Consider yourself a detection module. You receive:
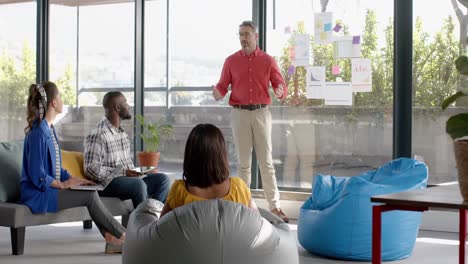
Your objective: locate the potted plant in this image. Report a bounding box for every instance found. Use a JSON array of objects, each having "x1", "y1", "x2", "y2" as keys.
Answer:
[
  {"x1": 441, "y1": 55, "x2": 468, "y2": 200},
  {"x1": 135, "y1": 114, "x2": 174, "y2": 169}
]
